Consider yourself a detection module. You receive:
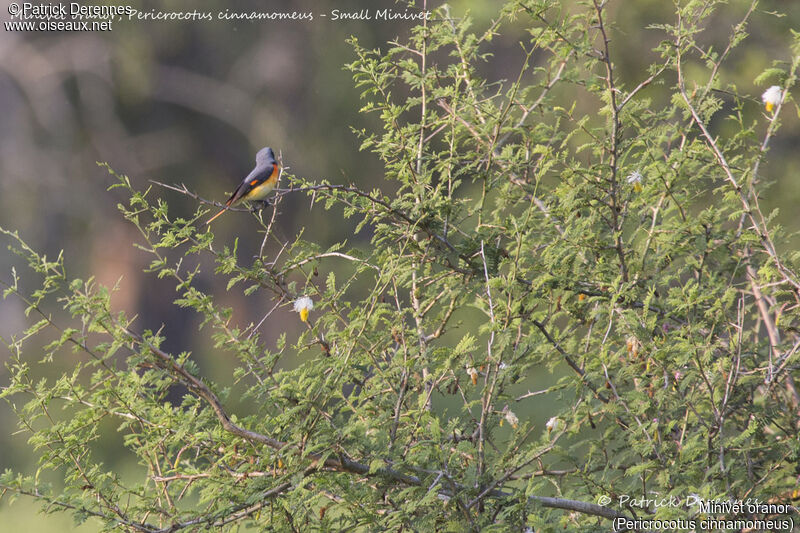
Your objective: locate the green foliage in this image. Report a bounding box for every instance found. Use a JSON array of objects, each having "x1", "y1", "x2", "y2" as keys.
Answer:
[{"x1": 2, "y1": 1, "x2": 800, "y2": 531}]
